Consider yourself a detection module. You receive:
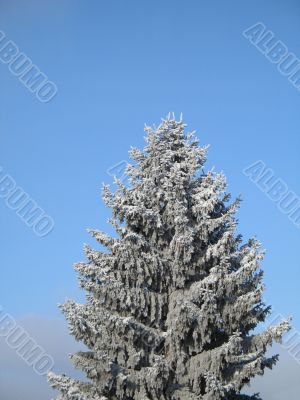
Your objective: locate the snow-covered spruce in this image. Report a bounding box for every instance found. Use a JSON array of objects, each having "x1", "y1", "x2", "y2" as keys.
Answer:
[{"x1": 49, "y1": 116, "x2": 290, "y2": 400}]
